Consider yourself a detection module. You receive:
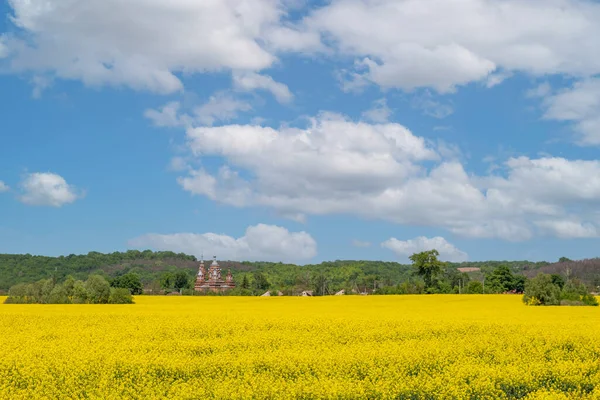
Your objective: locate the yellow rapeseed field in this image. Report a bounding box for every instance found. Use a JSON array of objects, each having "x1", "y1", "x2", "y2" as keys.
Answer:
[{"x1": 1, "y1": 295, "x2": 599, "y2": 399}]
